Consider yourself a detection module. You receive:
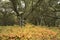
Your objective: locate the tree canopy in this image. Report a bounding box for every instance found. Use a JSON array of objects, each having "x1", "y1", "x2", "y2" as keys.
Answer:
[{"x1": 0, "y1": 0, "x2": 60, "y2": 26}]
